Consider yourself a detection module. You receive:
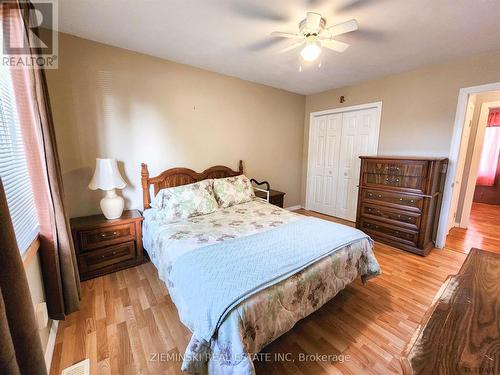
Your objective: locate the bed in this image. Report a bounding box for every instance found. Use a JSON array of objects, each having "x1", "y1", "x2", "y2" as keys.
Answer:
[{"x1": 140, "y1": 160, "x2": 381, "y2": 374}]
